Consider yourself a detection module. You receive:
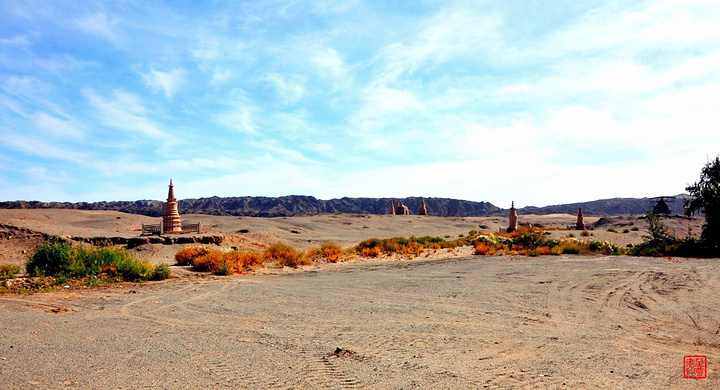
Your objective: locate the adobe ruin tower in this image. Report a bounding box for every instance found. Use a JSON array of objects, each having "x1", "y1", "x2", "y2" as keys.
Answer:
[
  {"x1": 418, "y1": 198, "x2": 428, "y2": 216},
  {"x1": 388, "y1": 200, "x2": 396, "y2": 215},
  {"x1": 576, "y1": 206, "x2": 586, "y2": 230},
  {"x1": 507, "y1": 201, "x2": 518, "y2": 233},
  {"x1": 163, "y1": 179, "x2": 182, "y2": 233}
]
